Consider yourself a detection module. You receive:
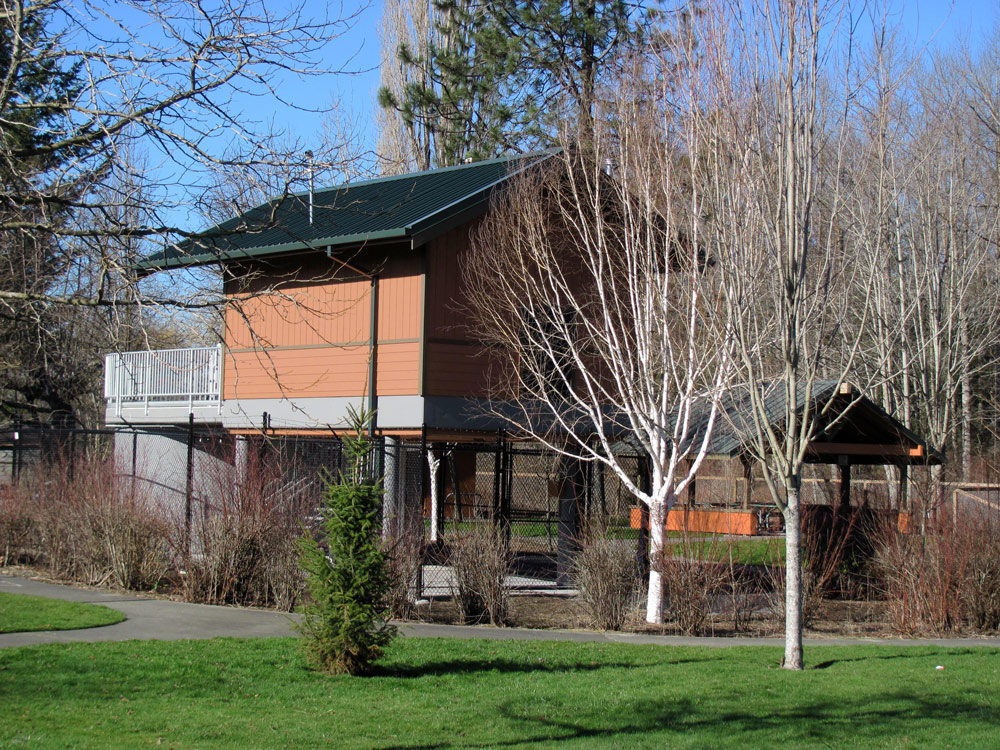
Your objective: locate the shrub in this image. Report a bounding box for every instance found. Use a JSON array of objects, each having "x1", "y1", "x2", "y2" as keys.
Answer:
[
  {"x1": 178, "y1": 443, "x2": 315, "y2": 610},
  {"x1": 766, "y1": 504, "x2": 867, "y2": 629},
  {"x1": 91, "y1": 494, "x2": 171, "y2": 590},
  {"x1": 449, "y1": 523, "x2": 511, "y2": 626},
  {"x1": 873, "y1": 506, "x2": 1000, "y2": 635},
  {"x1": 296, "y1": 409, "x2": 395, "y2": 675},
  {"x1": 963, "y1": 520, "x2": 1000, "y2": 631},
  {"x1": 0, "y1": 490, "x2": 35, "y2": 565},
  {"x1": 384, "y1": 528, "x2": 425, "y2": 621},
  {"x1": 10, "y1": 451, "x2": 169, "y2": 589},
  {"x1": 660, "y1": 552, "x2": 723, "y2": 636},
  {"x1": 574, "y1": 522, "x2": 638, "y2": 631},
  {"x1": 723, "y1": 554, "x2": 763, "y2": 634}
]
